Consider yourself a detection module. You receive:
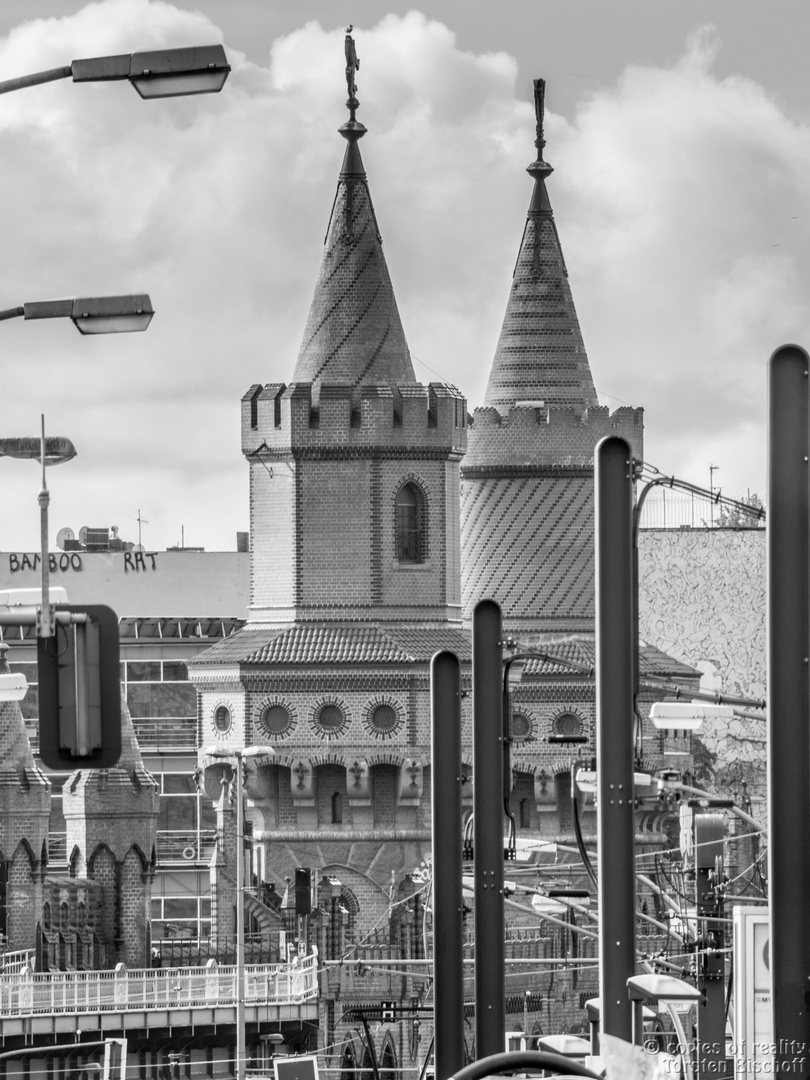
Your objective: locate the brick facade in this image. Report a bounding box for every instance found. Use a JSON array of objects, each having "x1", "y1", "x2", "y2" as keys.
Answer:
[{"x1": 63, "y1": 694, "x2": 158, "y2": 968}]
